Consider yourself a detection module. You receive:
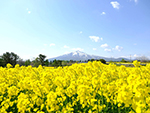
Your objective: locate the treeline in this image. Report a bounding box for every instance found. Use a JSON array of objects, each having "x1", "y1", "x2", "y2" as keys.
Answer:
[
  {"x1": 0, "y1": 52, "x2": 63, "y2": 67},
  {"x1": 0, "y1": 52, "x2": 49, "y2": 67},
  {"x1": 0, "y1": 52, "x2": 107, "y2": 67}
]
